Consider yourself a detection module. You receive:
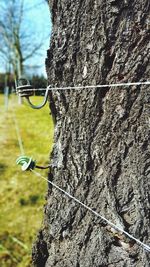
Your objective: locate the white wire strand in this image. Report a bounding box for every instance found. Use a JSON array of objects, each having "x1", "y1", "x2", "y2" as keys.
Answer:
[
  {"x1": 31, "y1": 169, "x2": 150, "y2": 253},
  {"x1": 17, "y1": 81, "x2": 150, "y2": 92}
]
